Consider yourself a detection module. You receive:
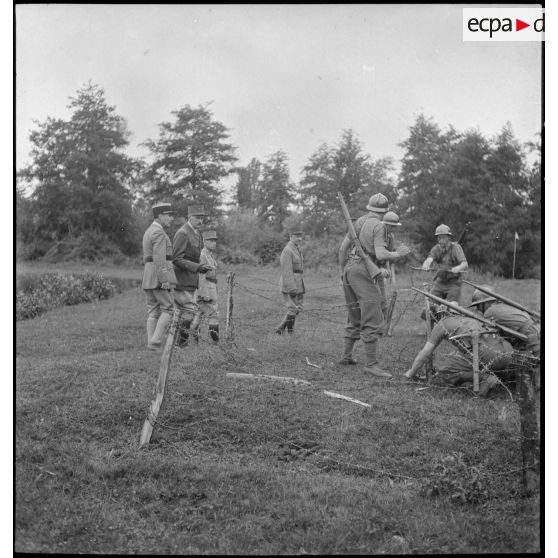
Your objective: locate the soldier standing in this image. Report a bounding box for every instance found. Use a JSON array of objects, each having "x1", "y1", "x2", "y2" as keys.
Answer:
[
  {"x1": 379, "y1": 210, "x2": 402, "y2": 317},
  {"x1": 195, "y1": 230, "x2": 220, "y2": 343},
  {"x1": 172, "y1": 205, "x2": 212, "y2": 347},
  {"x1": 421, "y1": 224, "x2": 468, "y2": 303},
  {"x1": 142, "y1": 203, "x2": 177, "y2": 350},
  {"x1": 275, "y1": 230, "x2": 305, "y2": 335},
  {"x1": 338, "y1": 194, "x2": 410, "y2": 376},
  {"x1": 404, "y1": 307, "x2": 514, "y2": 396}
]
